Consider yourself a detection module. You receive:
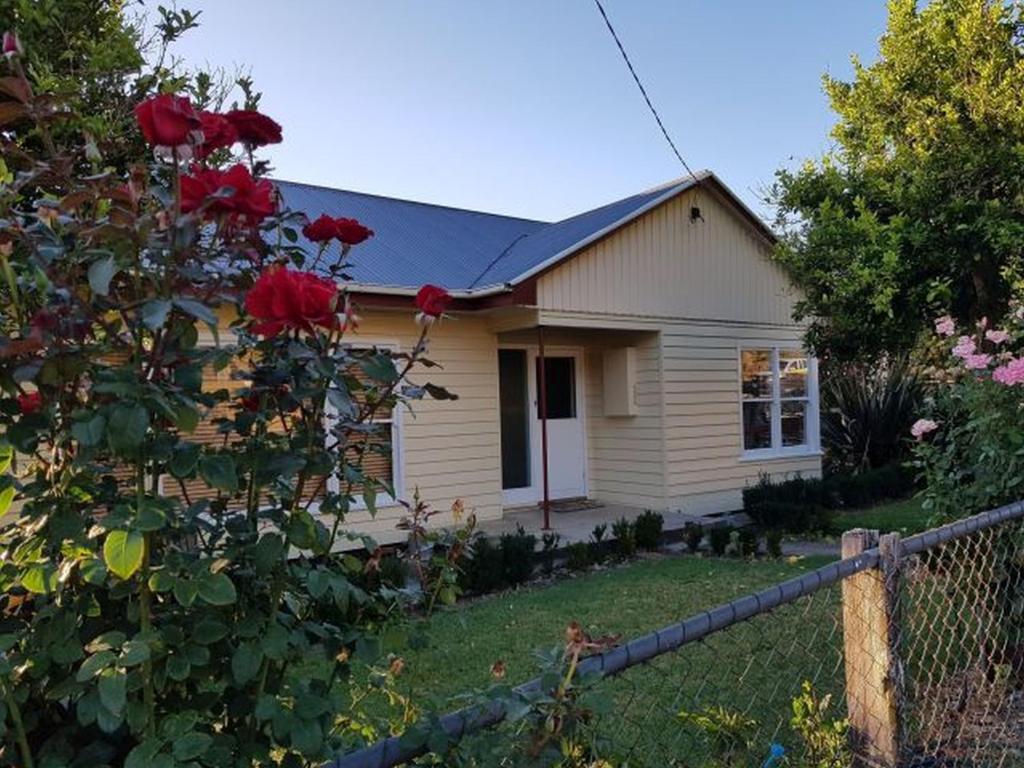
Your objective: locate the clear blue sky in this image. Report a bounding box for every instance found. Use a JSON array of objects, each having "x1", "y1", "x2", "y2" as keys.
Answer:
[{"x1": 166, "y1": 1, "x2": 888, "y2": 222}]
